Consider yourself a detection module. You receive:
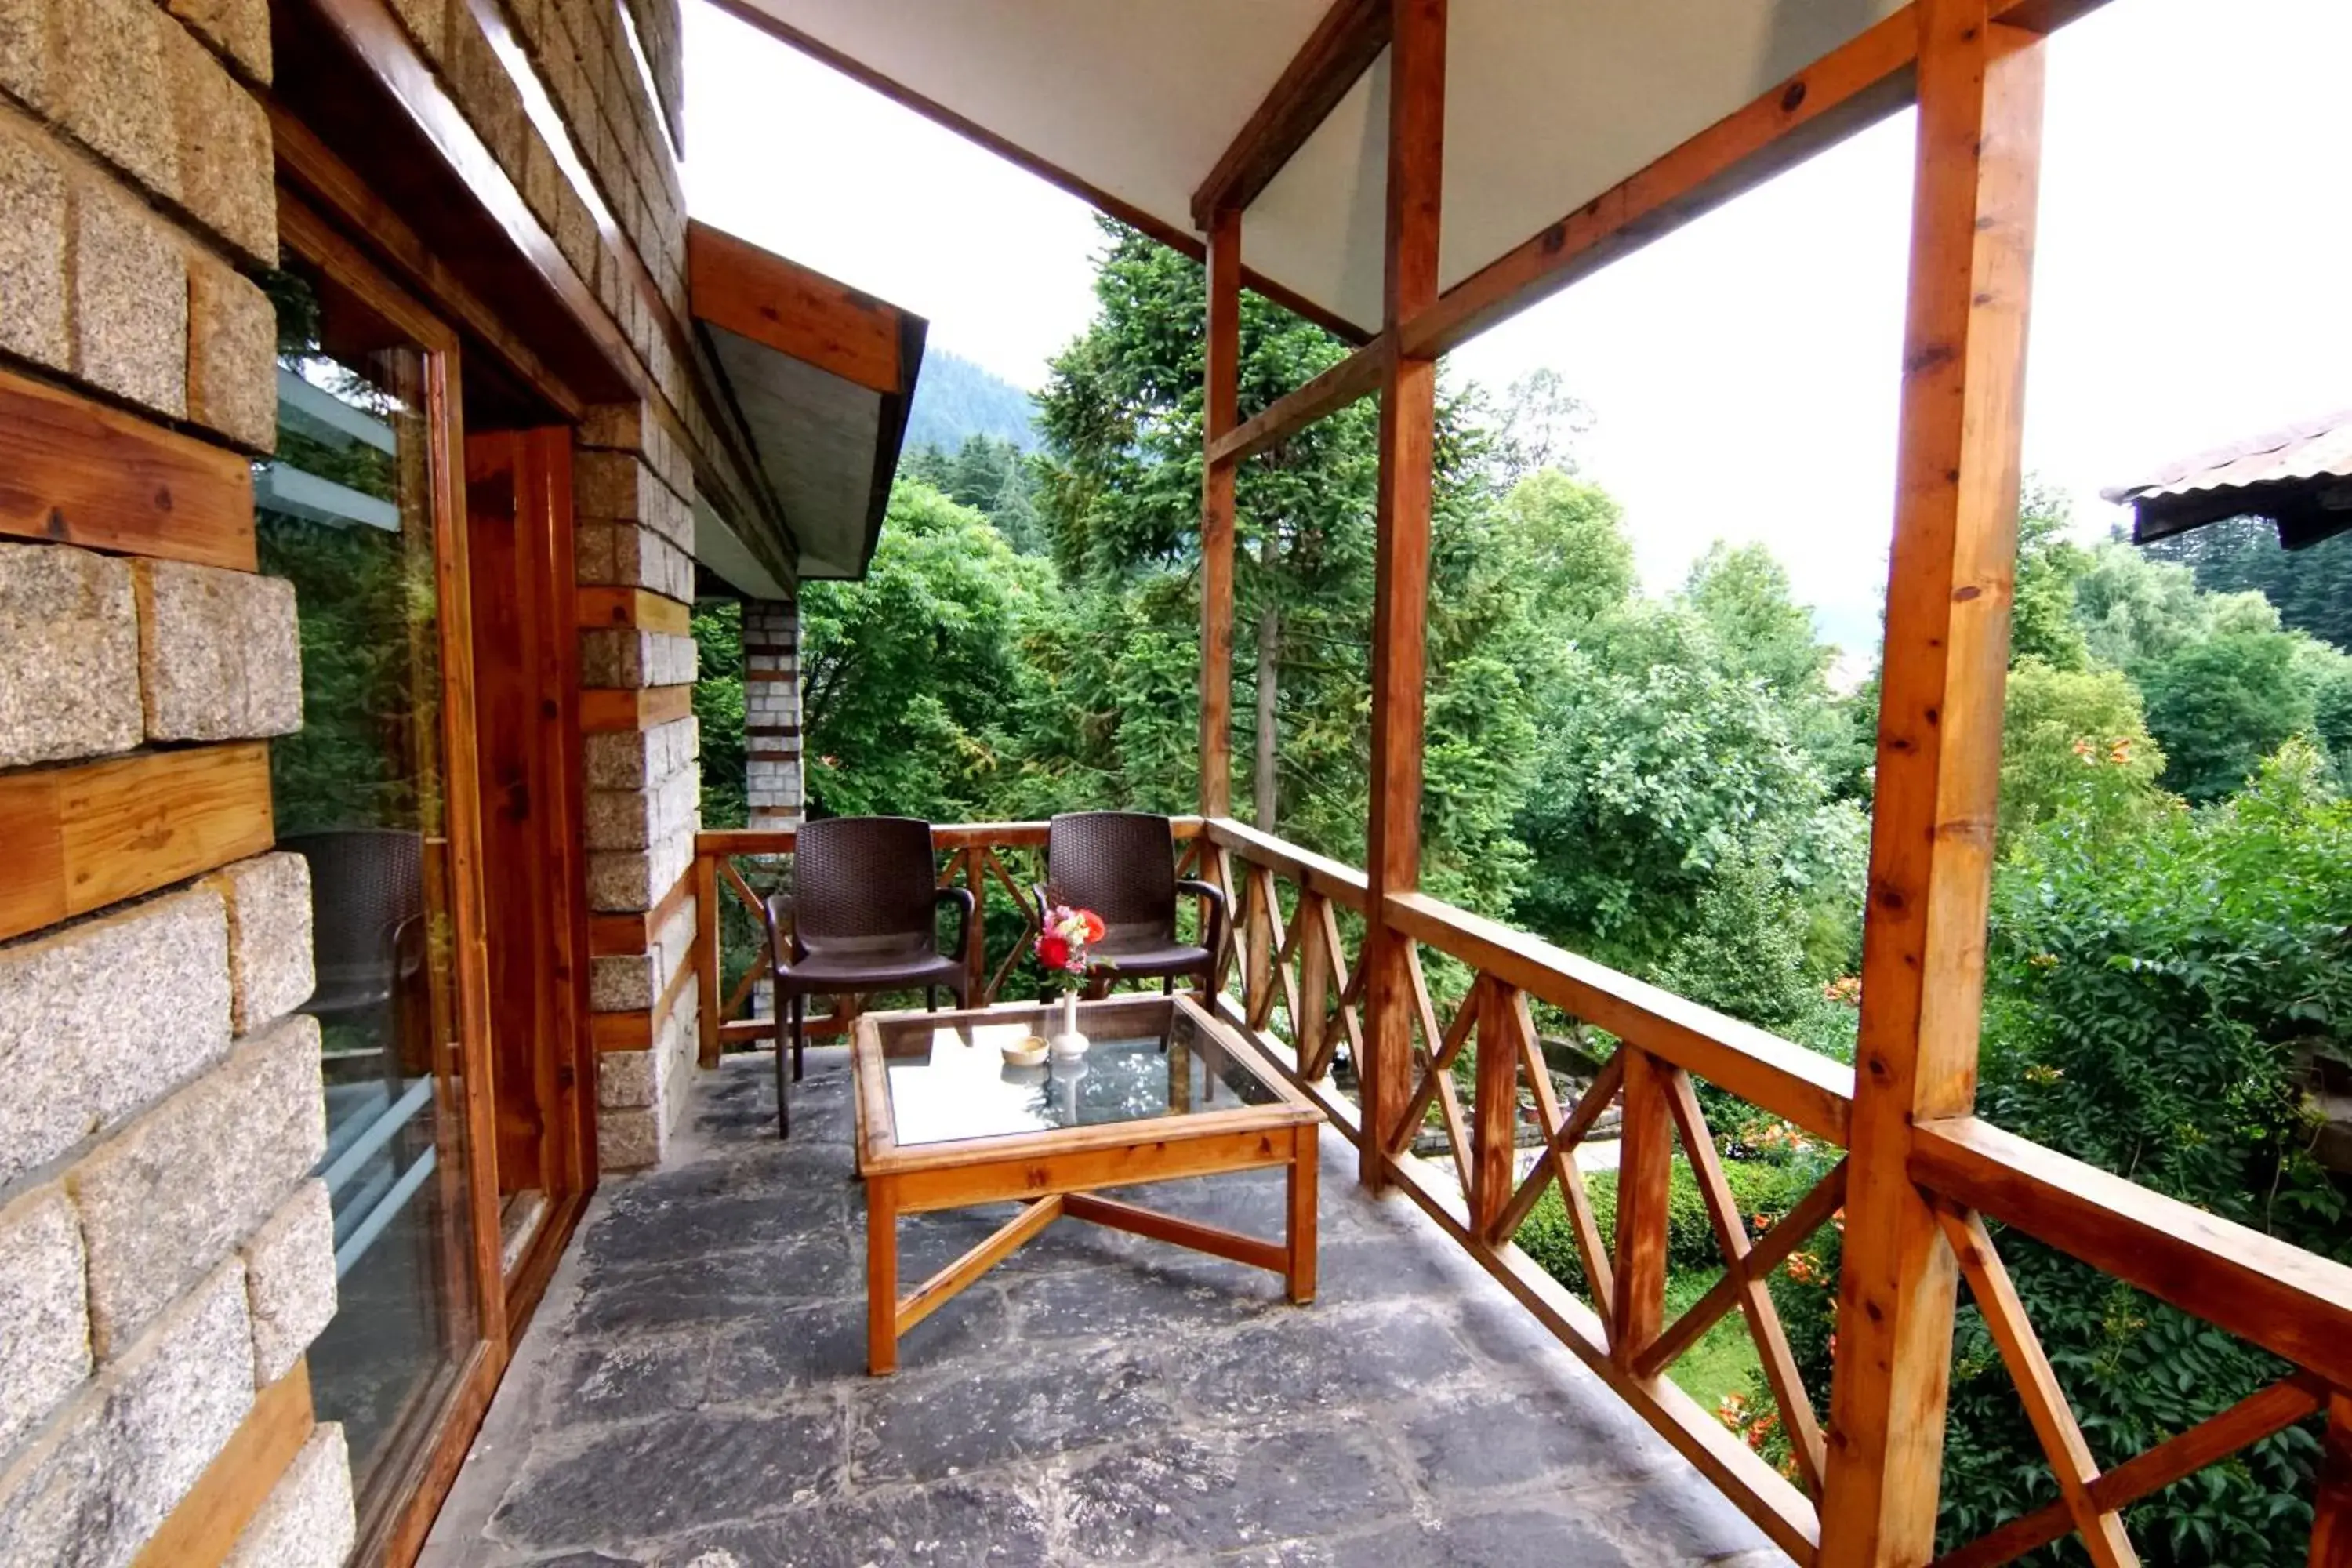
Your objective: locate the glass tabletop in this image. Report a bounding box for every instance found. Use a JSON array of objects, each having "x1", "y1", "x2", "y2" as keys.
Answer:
[{"x1": 874, "y1": 996, "x2": 1285, "y2": 1149}]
